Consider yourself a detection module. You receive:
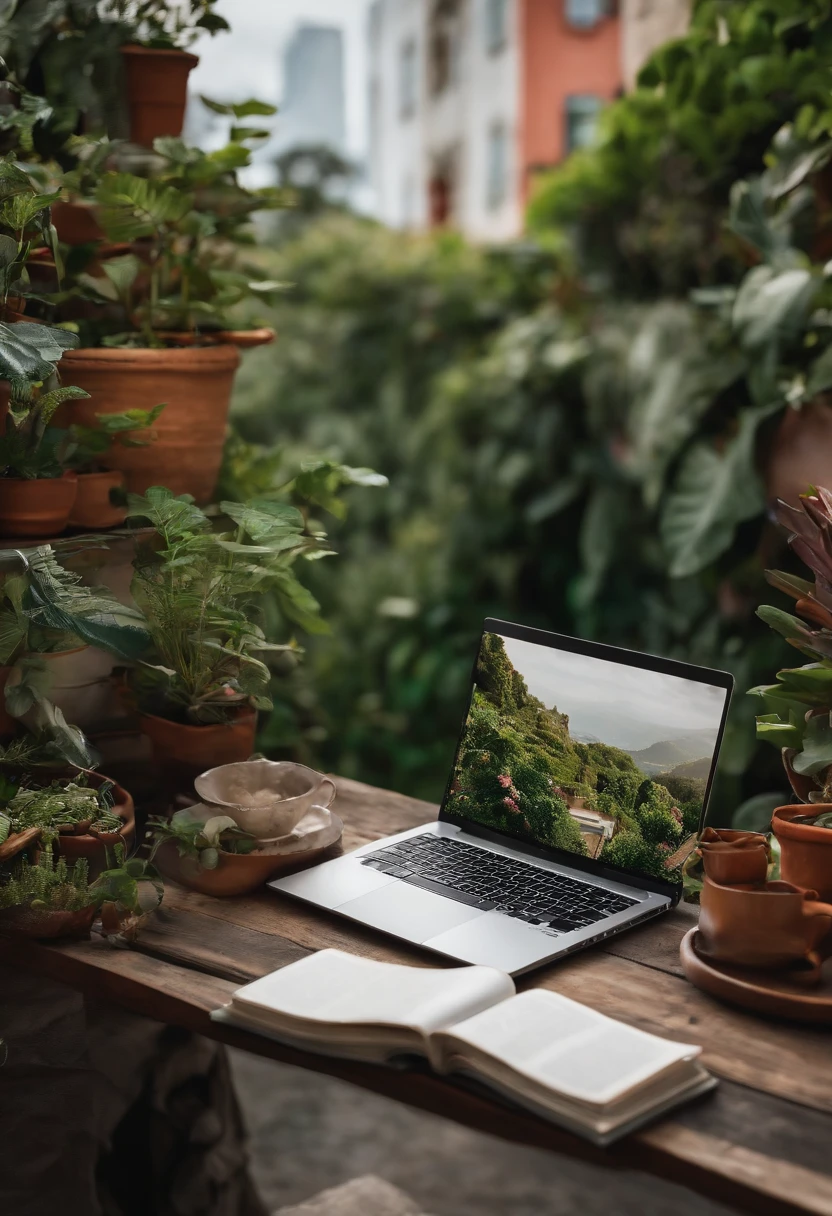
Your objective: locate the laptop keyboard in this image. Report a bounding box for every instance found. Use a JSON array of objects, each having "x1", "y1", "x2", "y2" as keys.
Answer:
[{"x1": 360, "y1": 833, "x2": 638, "y2": 934}]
